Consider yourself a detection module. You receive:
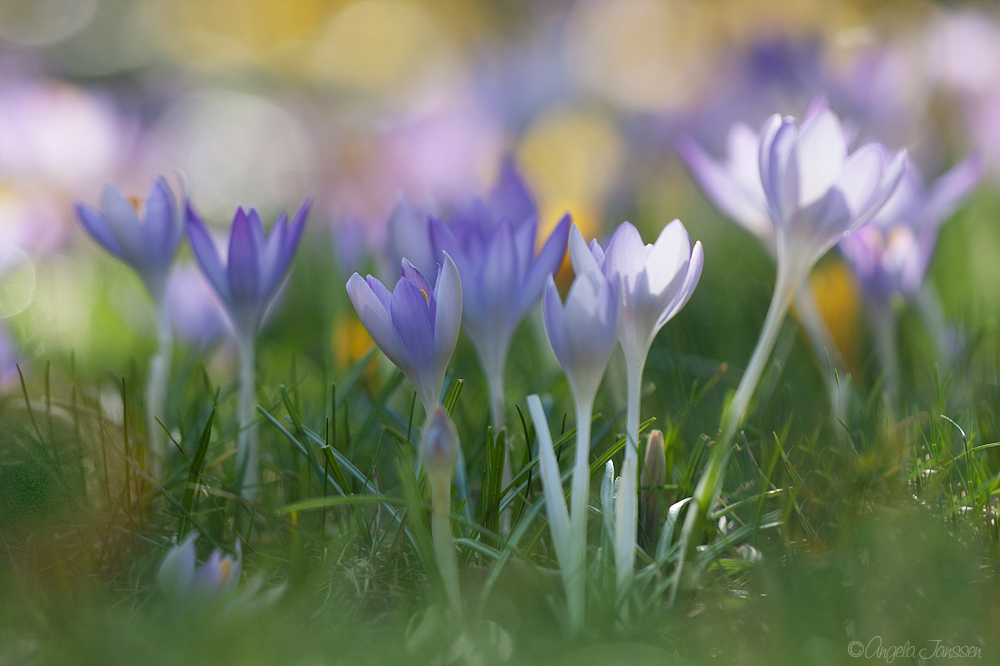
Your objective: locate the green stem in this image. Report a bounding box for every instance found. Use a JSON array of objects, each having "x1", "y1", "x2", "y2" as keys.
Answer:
[
  {"x1": 868, "y1": 298, "x2": 899, "y2": 416},
  {"x1": 431, "y1": 474, "x2": 462, "y2": 619},
  {"x1": 670, "y1": 262, "x2": 801, "y2": 605}
]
